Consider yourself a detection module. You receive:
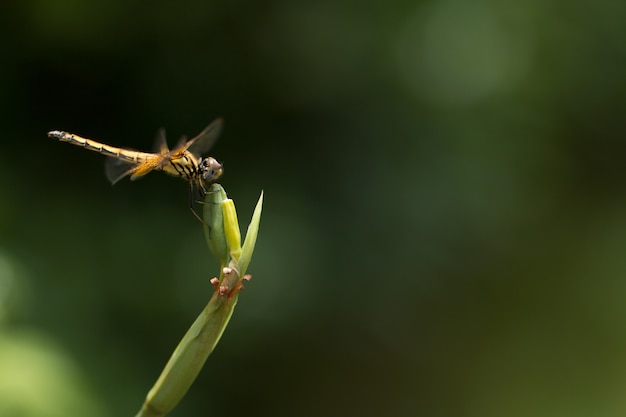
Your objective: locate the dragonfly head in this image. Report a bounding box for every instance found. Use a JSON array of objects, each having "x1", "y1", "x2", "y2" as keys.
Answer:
[{"x1": 199, "y1": 157, "x2": 223, "y2": 183}]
